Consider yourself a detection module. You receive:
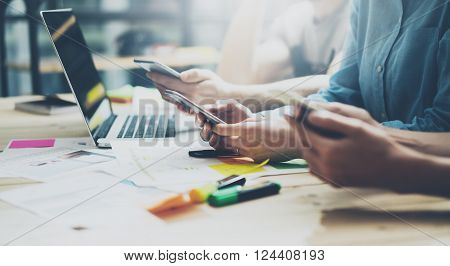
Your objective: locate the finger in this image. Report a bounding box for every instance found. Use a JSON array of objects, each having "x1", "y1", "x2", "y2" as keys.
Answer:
[
  {"x1": 155, "y1": 84, "x2": 182, "y2": 107},
  {"x1": 195, "y1": 113, "x2": 207, "y2": 127},
  {"x1": 220, "y1": 136, "x2": 242, "y2": 152},
  {"x1": 304, "y1": 126, "x2": 337, "y2": 151},
  {"x1": 212, "y1": 123, "x2": 249, "y2": 137},
  {"x1": 202, "y1": 102, "x2": 232, "y2": 115},
  {"x1": 208, "y1": 135, "x2": 238, "y2": 151},
  {"x1": 180, "y1": 69, "x2": 216, "y2": 83},
  {"x1": 292, "y1": 99, "x2": 317, "y2": 122},
  {"x1": 209, "y1": 133, "x2": 219, "y2": 149},
  {"x1": 285, "y1": 114, "x2": 314, "y2": 150},
  {"x1": 200, "y1": 123, "x2": 213, "y2": 141},
  {"x1": 307, "y1": 110, "x2": 364, "y2": 137},
  {"x1": 148, "y1": 72, "x2": 195, "y2": 93},
  {"x1": 320, "y1": 102, "x2": 371, "y2": 120}
]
